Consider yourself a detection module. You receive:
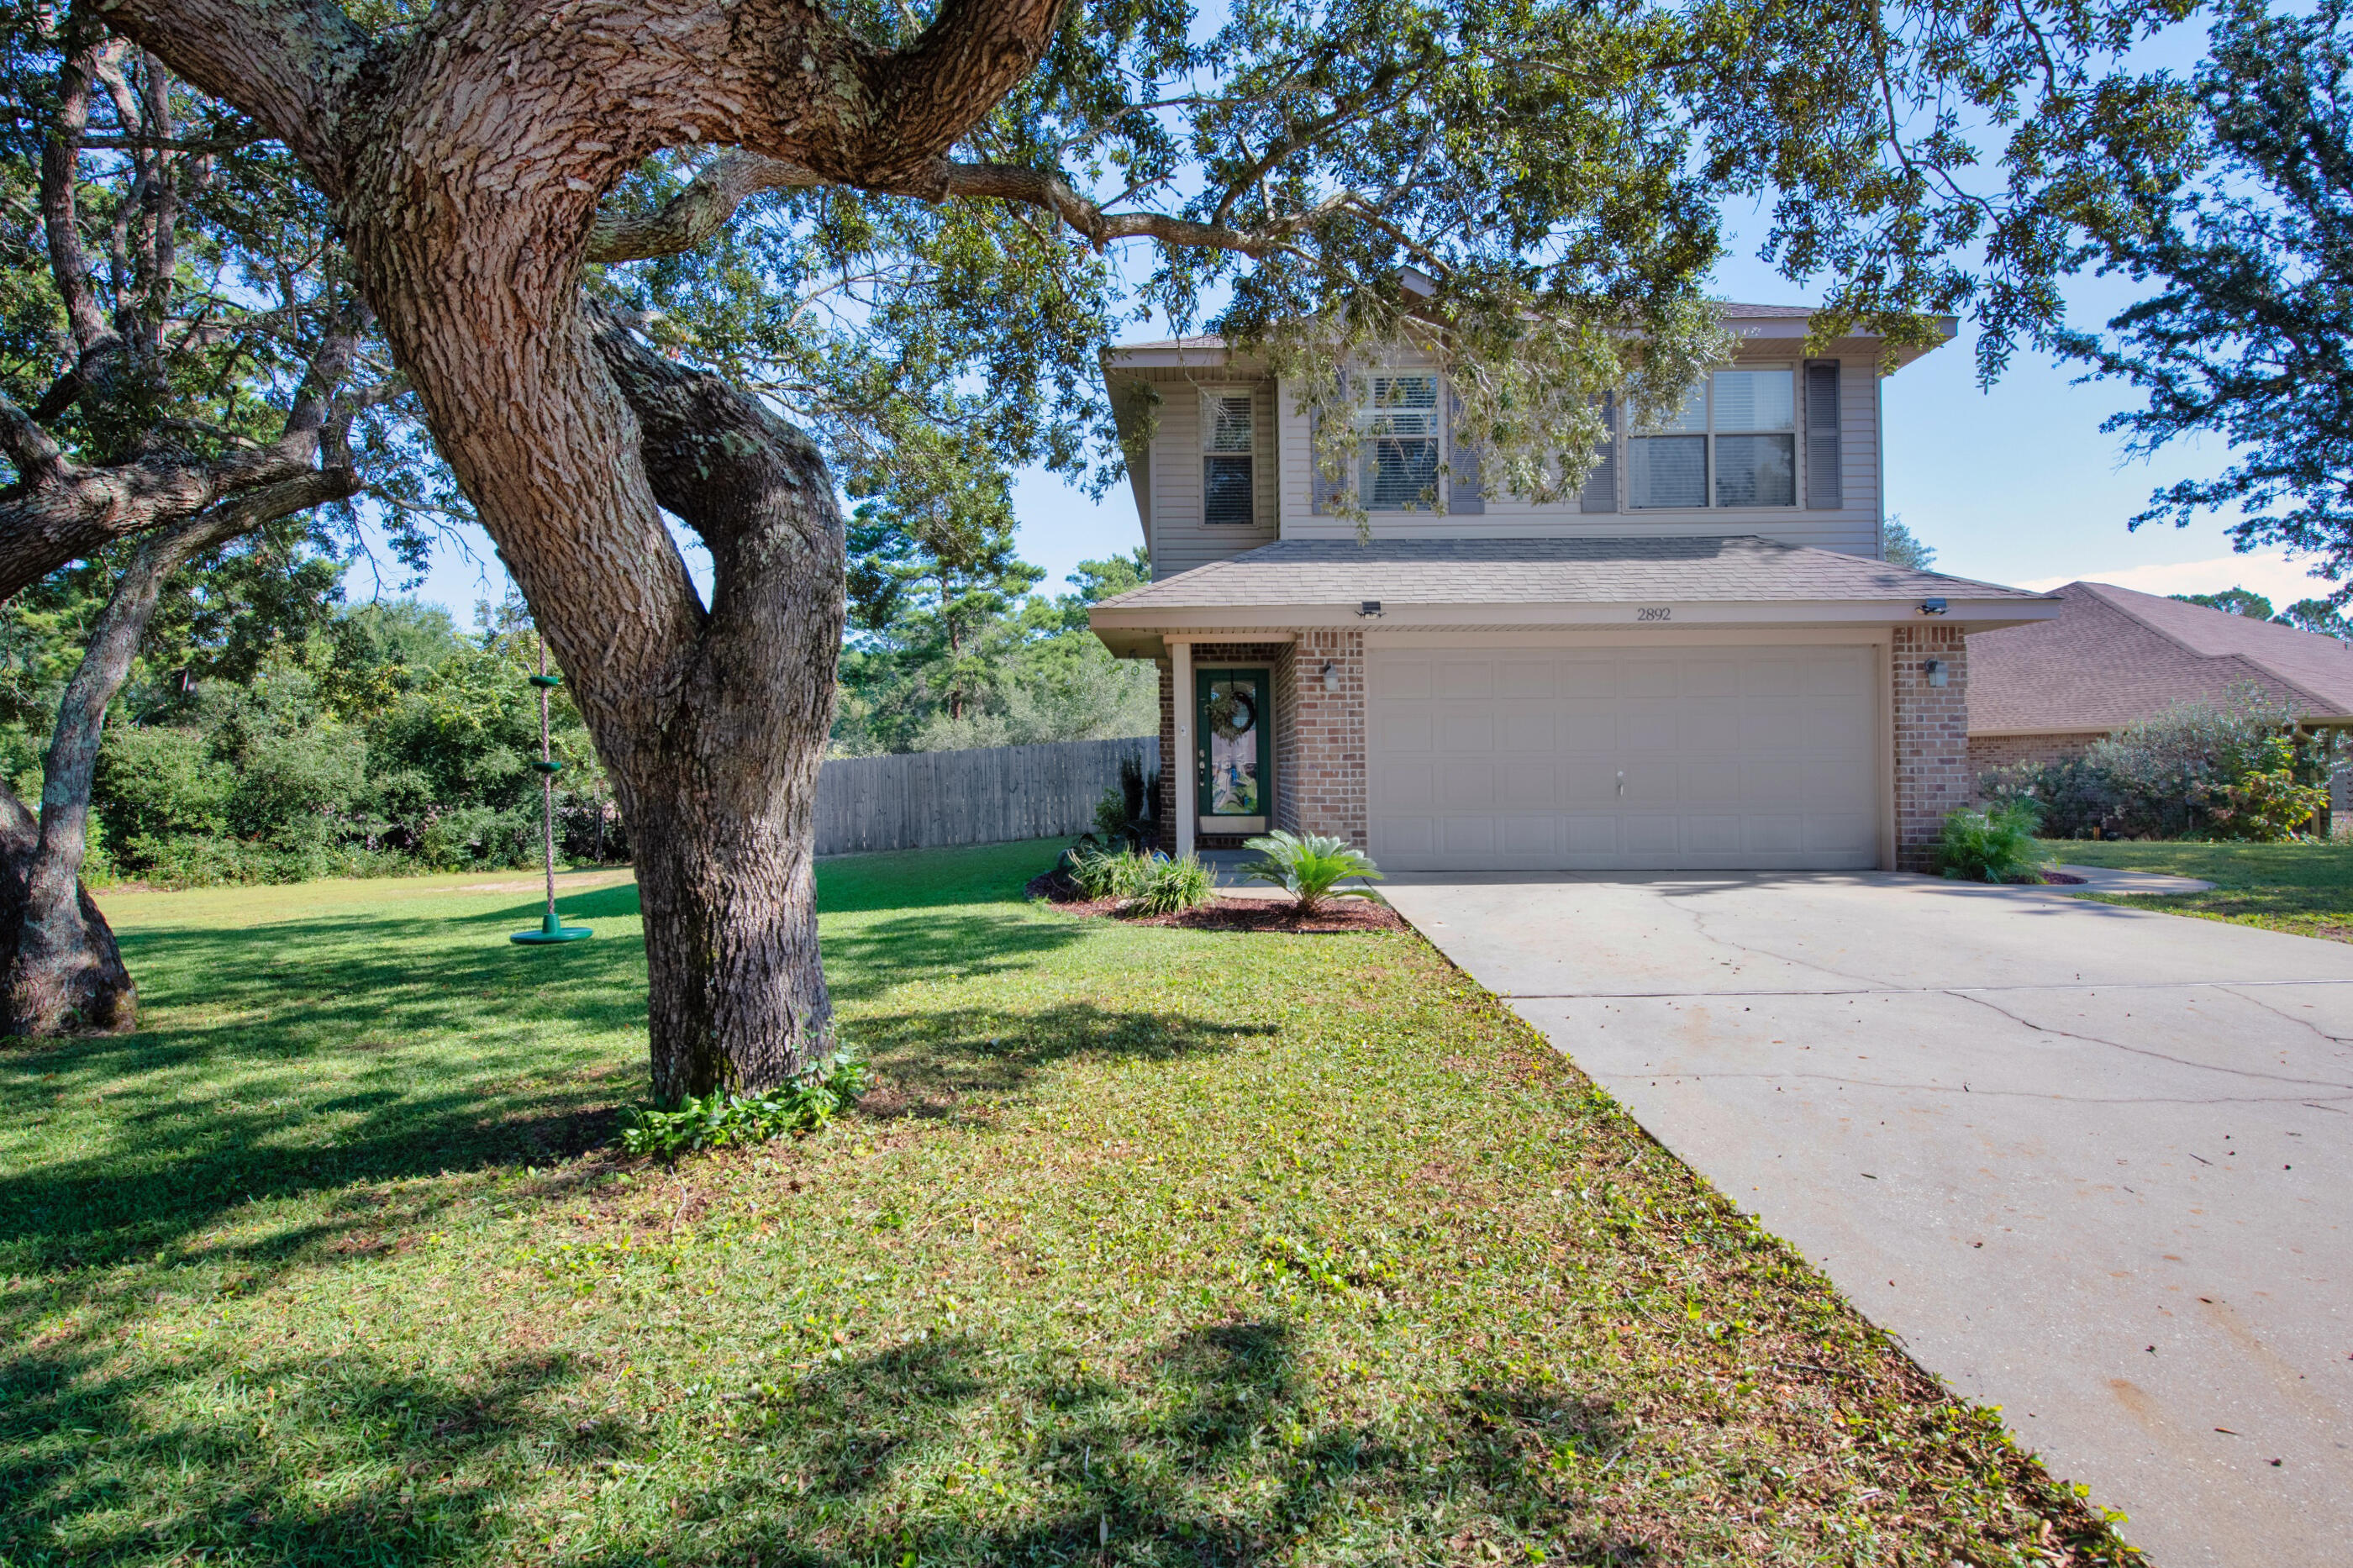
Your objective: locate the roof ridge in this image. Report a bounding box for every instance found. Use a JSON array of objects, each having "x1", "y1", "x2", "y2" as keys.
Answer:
[{"x1": 2075, "y1": 580, "x2": 2343, "y2": 713}]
